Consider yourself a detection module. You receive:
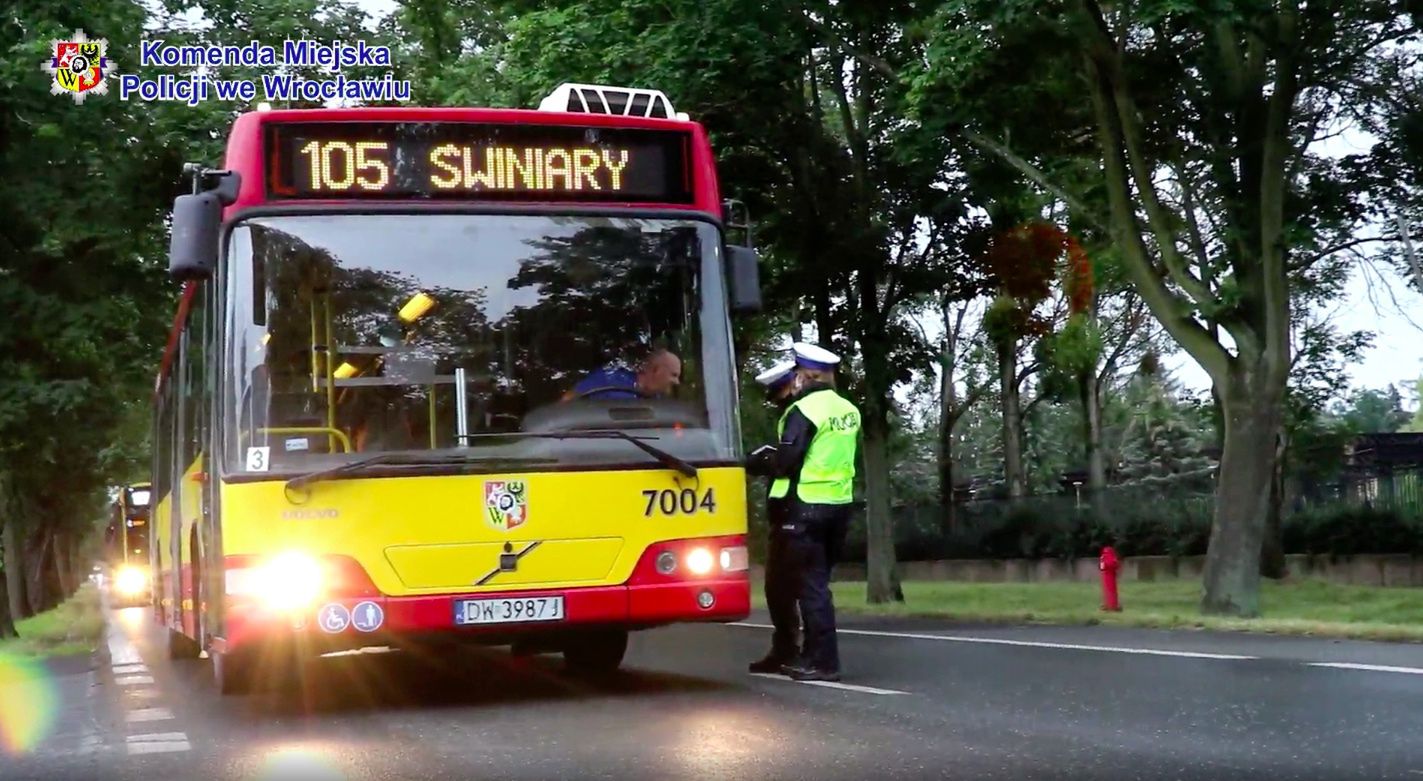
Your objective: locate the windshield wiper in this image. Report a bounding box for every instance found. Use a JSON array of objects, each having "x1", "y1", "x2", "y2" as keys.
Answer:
[
  {"x1": 461, "y1": 430, "x2": 698, "y2": 478},
  {"x1": 284, "y1": 453, "x2": 556, "y2": 492}
]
